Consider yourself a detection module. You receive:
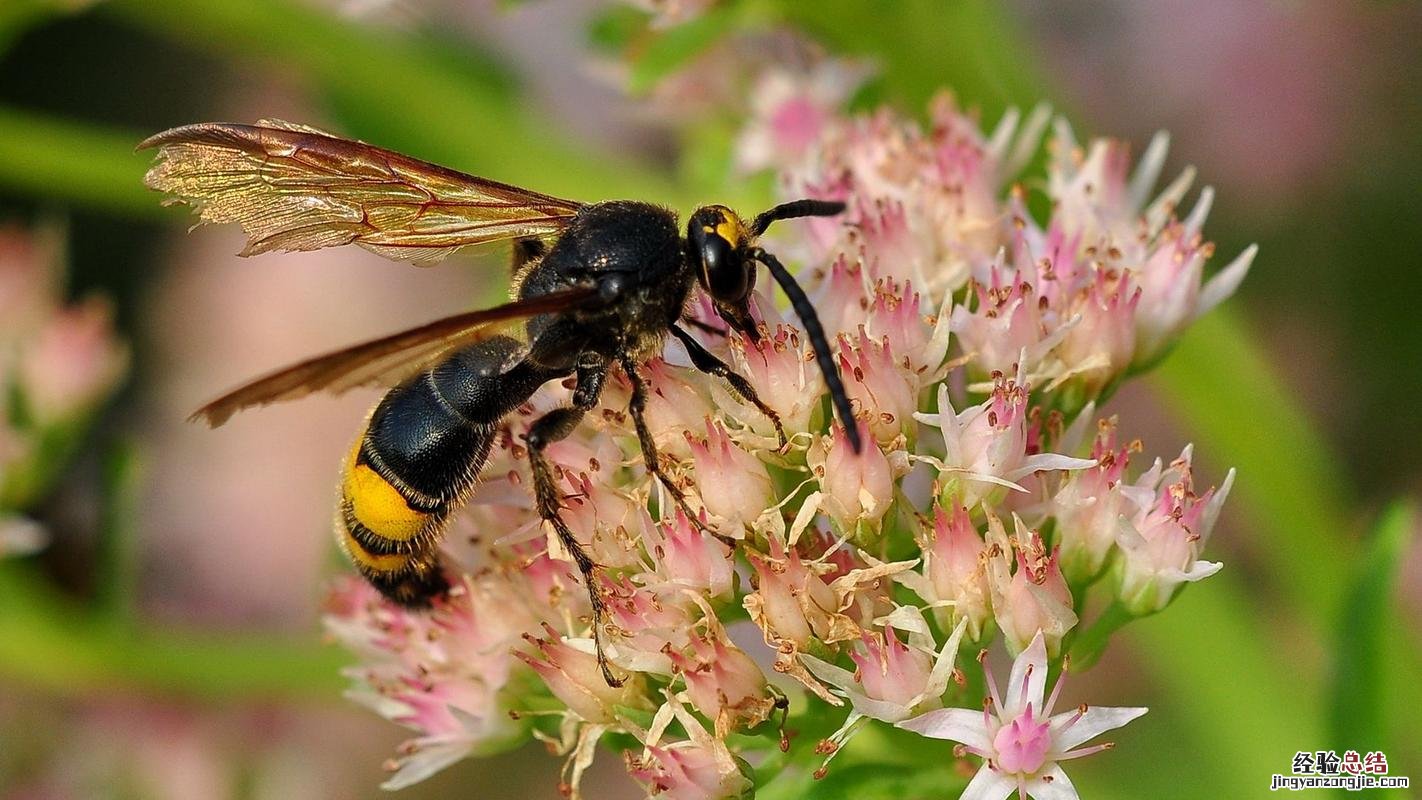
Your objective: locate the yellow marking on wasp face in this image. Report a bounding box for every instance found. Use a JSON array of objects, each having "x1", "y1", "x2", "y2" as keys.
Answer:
[
  {"x1": 338, "y1": 524, "x2": 411, "y2": 573},
  {"x1": 709, "y1": 206, "x2": 747, "y2": 246},
  {"x1": 342, "y1": 442, "x2": 427, "y2": 542}
]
